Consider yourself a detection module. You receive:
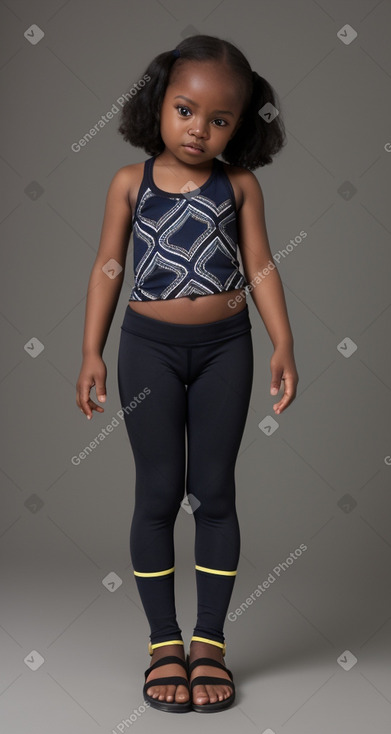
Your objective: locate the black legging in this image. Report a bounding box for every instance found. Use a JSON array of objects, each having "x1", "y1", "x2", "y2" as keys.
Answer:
[{"x1": 117, "y1": 303, "x2": 253, "y2": 653}]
